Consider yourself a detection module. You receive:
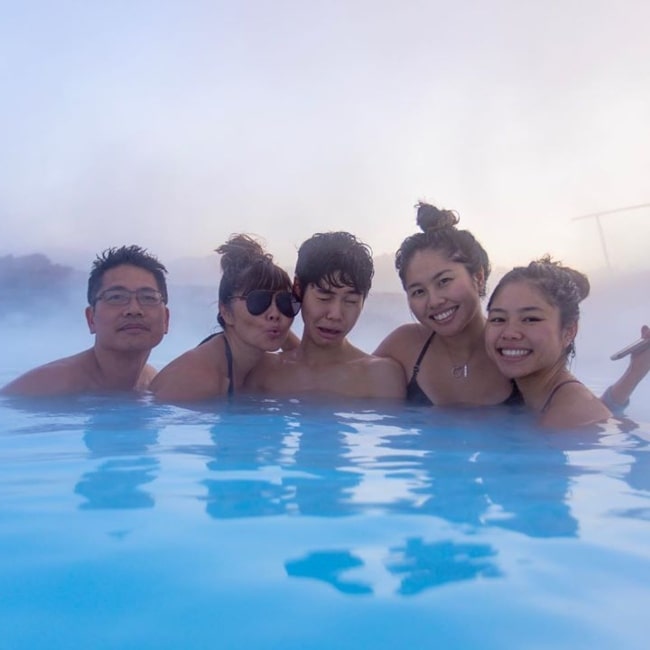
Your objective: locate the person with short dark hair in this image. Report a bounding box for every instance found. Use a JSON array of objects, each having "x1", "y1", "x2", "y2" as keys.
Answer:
[
  {"x1": 245, "y1": 231, "x2": 406, "y2": 399},
  {"x1": 1, "y1": 245, "x2": 170, "y2": 396},
  {"x1": 485, "y1": 256, "x2": 612, "y2": 428},
  {"x1": 150, "y1": 234, "x2": 299, "y2": 402}
]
